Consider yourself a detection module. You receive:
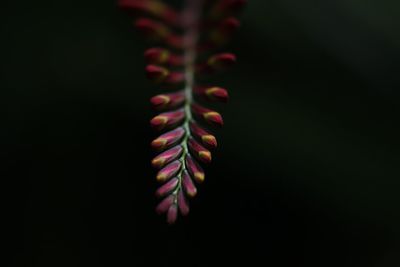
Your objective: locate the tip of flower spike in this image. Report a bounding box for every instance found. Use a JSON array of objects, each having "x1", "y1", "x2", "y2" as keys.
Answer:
[
  {"x1": 146, "y1": 65, "x2": 169, "y2": 83},
  {"x1": 204, "y1": 111, "x2": 224, "y2": 126},
  {"x1": 167, "y1": 205, "x2": 178, "y2": 224},
  {"x1": 150, "y1": 115, "x2": 168, "y2": 130},
  {"x1": 155, "y1": 195, "x2": 174, "y2": 214},
  {"x1": 202, "y1": 135, "x2": 217, "y2": 148},
  {"x1": 178, "y1": 190, "x2": 189, "y2": 216}
]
